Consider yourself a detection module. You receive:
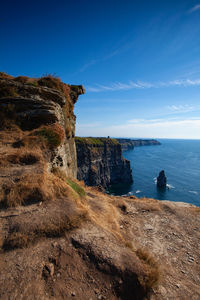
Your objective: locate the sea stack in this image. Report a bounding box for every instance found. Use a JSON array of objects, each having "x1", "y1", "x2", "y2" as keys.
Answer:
[{"x1": 157, "y1": 170, "x2": 167, "y2": 188}]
